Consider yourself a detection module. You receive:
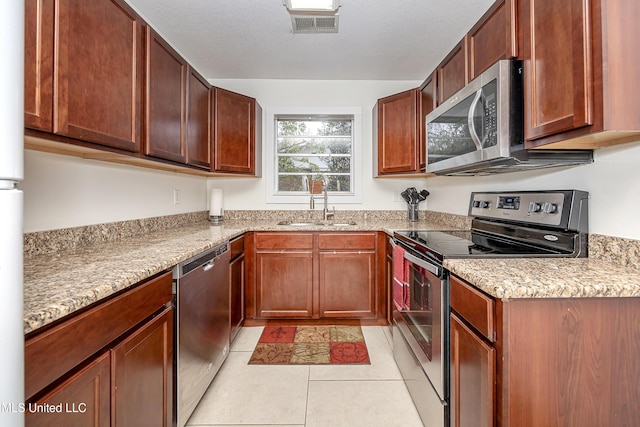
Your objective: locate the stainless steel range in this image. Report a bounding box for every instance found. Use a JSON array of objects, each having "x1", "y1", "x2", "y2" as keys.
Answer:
[{"x1": 391, "y1": 190, "x2": 589, "y2": 427}]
